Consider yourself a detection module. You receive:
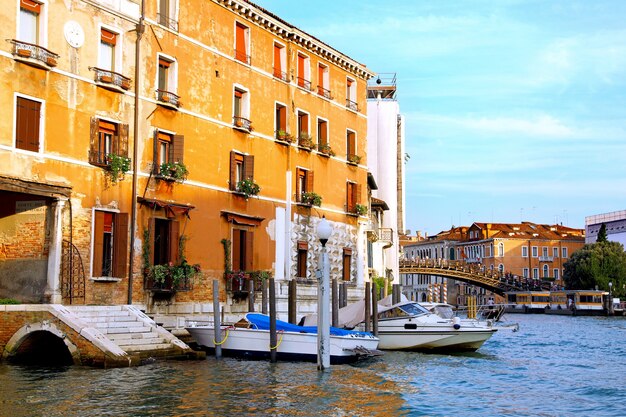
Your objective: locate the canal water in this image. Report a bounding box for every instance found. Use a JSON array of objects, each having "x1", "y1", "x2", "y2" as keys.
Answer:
[{"x1": 1, "y1": 314, "x2": 625, "y2": 417}]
